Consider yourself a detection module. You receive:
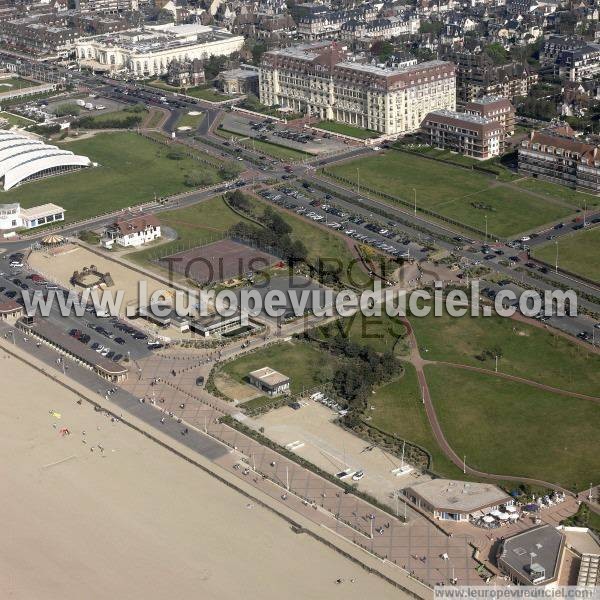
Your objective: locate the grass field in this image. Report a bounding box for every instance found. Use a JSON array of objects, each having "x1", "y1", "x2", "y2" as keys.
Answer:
[
  {"x1": 532, "y1": 227, "x2": 600, "y2": 284},
  {"x1": 176, "y1": 111, "x2": 204, "y2": 129},
  {"x1": 216, "y1": 128, "x2": 312, "y2": 161},
  {"x1": 316, "y1": 313, "x2": 408, "y2": 355},
  {"x1": 0, "y1": 77, "x2": 37, "y2": 91},
  {"x1": 315, "y1": 121, "x2": 379, "y2": 139},
  {"x1": 426, "y1": 365, "x2": 600, "y2": 490},
  {"x1": 221, "y1": 340, "x2": 340, "y2": 398},
  {"x1": 0, "y1": 110, "x2": 34, "y2": 128},
  {"x1": 516, "y1": 178, "x2": 599, "y2": 210},
  {"x1": 186, "y1": 87, "x2": 231, "y2": 102},
  {"x1": 79, "y1": 107, "x2": 148, "y2": 127},
  {"x1": 326, "y1": 151, "x2": 576, "y2": 237},
  {"x1": 0, "y1": 132, "x2": 223, "y2": 223},
  {"x1": 408, "y1": 311, "x2": 600, "y2": 397},
  {"x1": 369, "y1": 365, "x2": 471, "y2": 479},
  {"x1": 145, "y1": 109, "x2": 164, "y2": 129}
]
